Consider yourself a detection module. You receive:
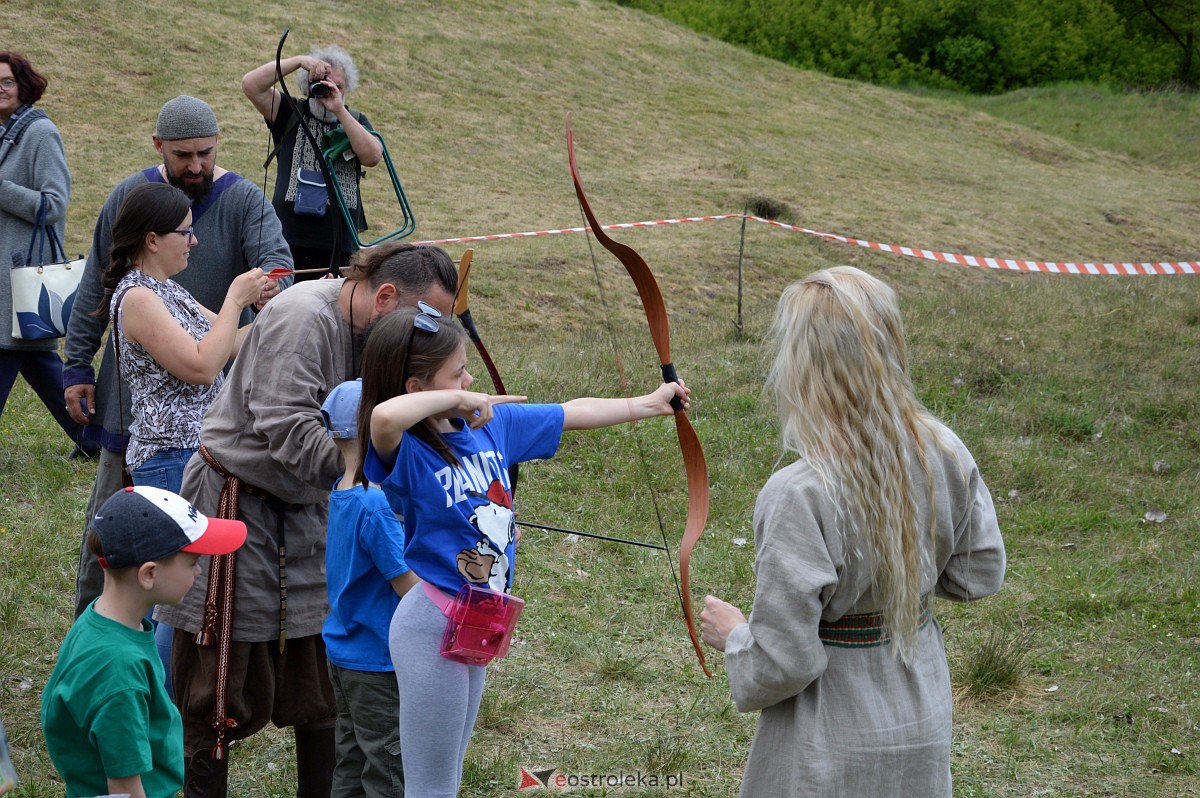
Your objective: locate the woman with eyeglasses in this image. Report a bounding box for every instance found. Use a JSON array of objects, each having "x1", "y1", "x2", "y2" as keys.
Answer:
[
  {"x1": 92, "y1": 182, "x2": 268, "y2": 698},
  {"x1": 93, "y1": 182, "x2": 269, "y2": 493},
  {"x1": 0, "y1": 51, "x2": 90, "y2": 455}
]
